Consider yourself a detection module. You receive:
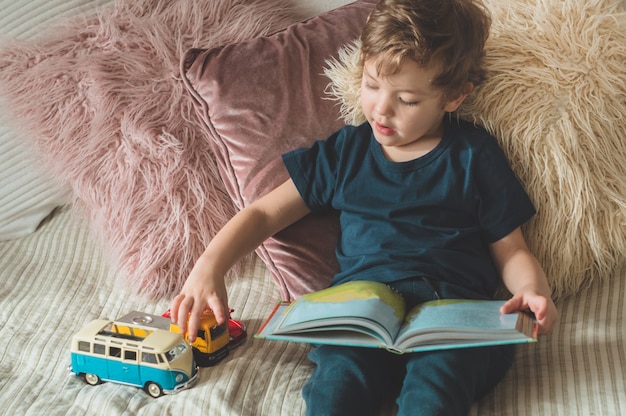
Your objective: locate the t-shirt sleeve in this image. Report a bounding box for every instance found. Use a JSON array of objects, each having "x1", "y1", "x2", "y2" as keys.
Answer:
[
  {"x1": 281, "y1": 129, "x2": 345, "y2": 214},
  {"x1": 474, "y1": 139, "x2": 536, "y2": 243}
]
